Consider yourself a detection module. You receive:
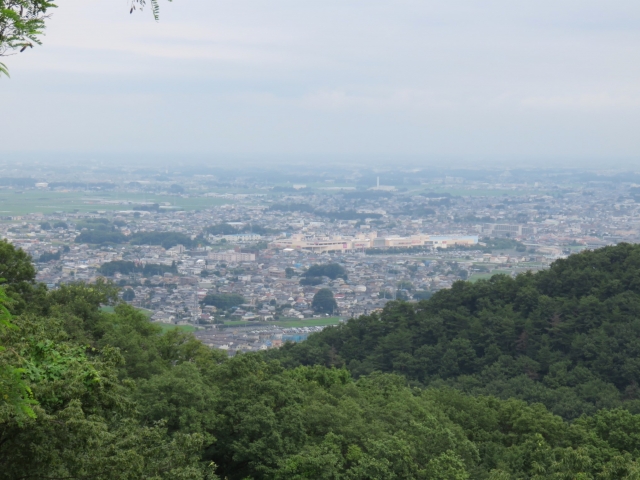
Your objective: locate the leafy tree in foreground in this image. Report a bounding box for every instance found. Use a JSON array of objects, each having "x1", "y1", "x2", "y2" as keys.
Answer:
[
  {"x1": 0, "y1": 0, "x2": 56, "y2": 77},
  {"x1": 5, "y1": 241, "x2": 640, "y2": 477},
  {"x1": 0, "y1": 239, "x2": 46, "y2": 314},
  {"x1": 0, "y1": 239, "x2": 35, "y2": 286},
  {"x1": 0, "y1": 286, "x2": 36, "y2": 422},
  {"x1": 0, "y1": 0, "x2": 168, "y2": 77},
  {"x1": 150, "y1": 354, "x2": 640, "y2": 480},
  {"x1": 0, "y1": 278, "x2": 218, "y2": 477}
]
